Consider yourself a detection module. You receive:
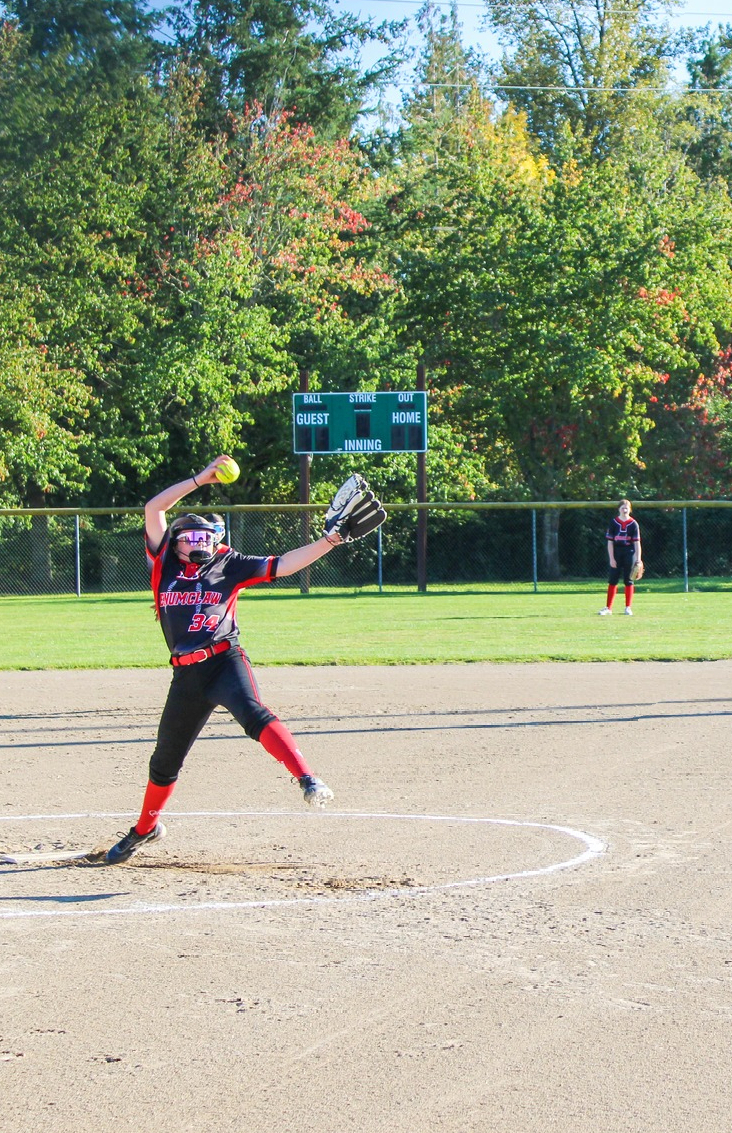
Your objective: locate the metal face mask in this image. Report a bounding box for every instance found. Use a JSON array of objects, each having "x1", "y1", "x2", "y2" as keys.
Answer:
[{"x1": 176, "y1": 529, "x2": 215, "y2": 565}]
